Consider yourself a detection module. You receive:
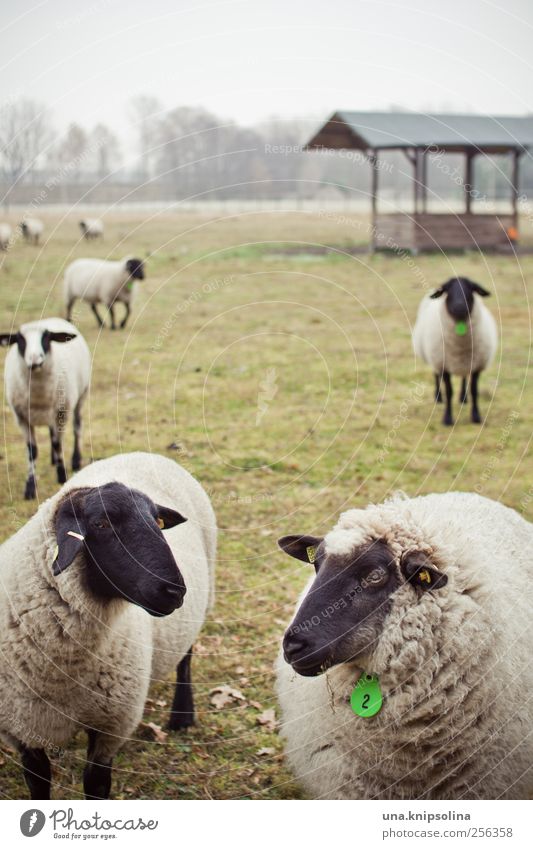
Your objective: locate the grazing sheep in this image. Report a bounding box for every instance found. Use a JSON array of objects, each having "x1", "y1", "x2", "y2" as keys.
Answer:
[
  {"x1": 276, "y1": 491, "x2": 533, "y2": 800},
  {"x1": 0, "y1": 222, "x2": 12, "y2": 251},
  {"x1": 0, "y1": 452, "x2": 216, "y2": 800},
  {"x1": 412, "y1": 277, "x2": 498, "y2": 425},
  {"x1": 64, "y1": 256, "x2": 145, "y2": 329},
  {"x1": 0, "y1": 318, "x2": 91, "y2": 499},
  {"x1": 20, "y1": 217, "x2": 44, "y2": 245},
  {"x1": 79, "y1": 218, "x2": 104, "y2": 240}
]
